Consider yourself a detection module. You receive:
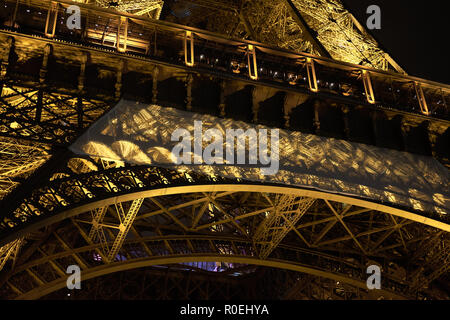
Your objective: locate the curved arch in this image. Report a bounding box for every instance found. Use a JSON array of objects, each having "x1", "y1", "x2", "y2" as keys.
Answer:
[
  {"x1": 2, "y1": 183, "x2": 449, "y2": 246},
  {"x1": 15, "y1": 254, "x2": 407, "y2": 300}
]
